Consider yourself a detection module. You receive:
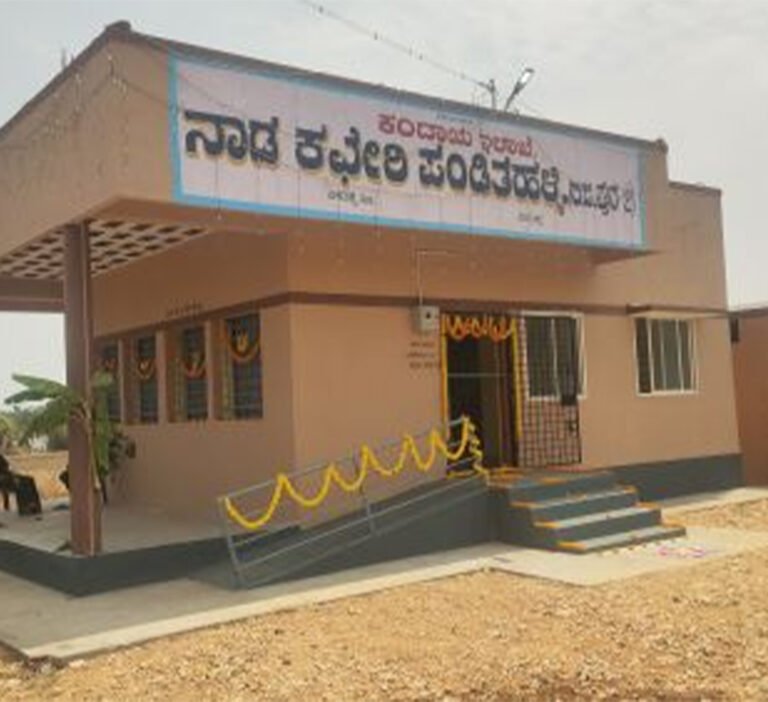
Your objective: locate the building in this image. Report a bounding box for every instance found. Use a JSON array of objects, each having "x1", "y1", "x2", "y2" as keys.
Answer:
[
  {"x1": 729, "y1": 307, "x2": 768, "y2": 485},
  {"x1": 0, "y1": 22, "x2": 741, "y2": 568}
]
